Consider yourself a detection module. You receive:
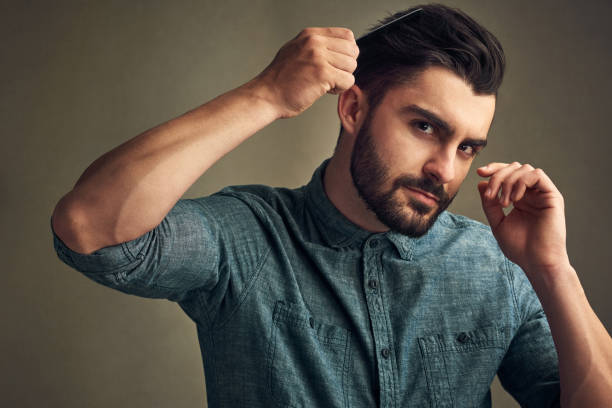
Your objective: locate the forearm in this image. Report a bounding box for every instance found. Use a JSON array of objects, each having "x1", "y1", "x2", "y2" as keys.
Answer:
[
  {"x1": 52, "y1": 78, "x2": 280, "y2": 254},
  {"x1": 526, "y1": 264, "x2": 612, "y2": 407}
]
